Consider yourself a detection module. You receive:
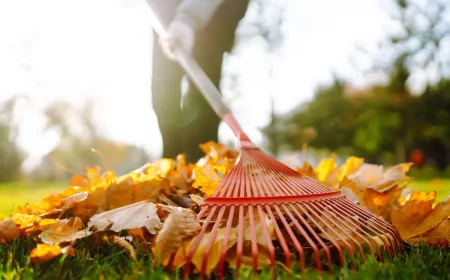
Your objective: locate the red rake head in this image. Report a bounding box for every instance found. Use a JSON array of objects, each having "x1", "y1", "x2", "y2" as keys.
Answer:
[{"x1": 182, "y1": 147, "x2": 403, "y2": 279}]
